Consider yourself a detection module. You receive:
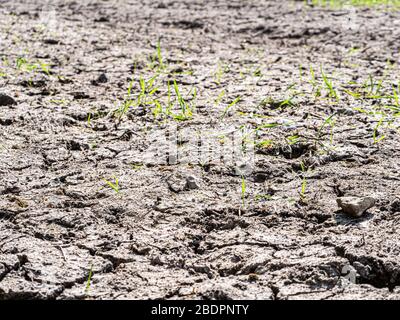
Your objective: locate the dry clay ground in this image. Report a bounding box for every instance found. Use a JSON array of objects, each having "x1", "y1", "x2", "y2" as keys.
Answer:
[{"x1": 1, "y1": 0, "x2": 400, "y2": 300}]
